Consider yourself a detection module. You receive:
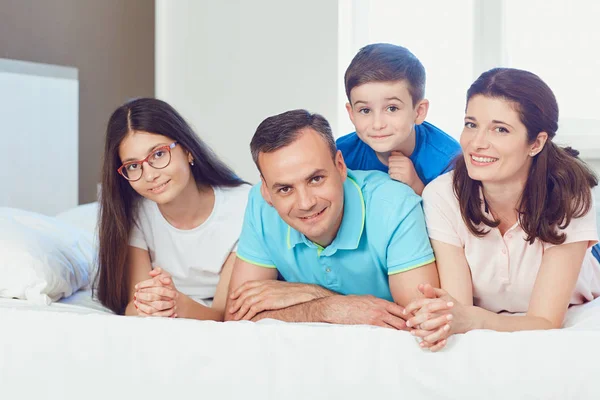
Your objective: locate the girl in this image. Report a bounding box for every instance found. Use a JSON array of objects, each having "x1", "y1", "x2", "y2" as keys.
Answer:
[
  {"x1": 405, "y1": 68, "x2": 600, "y2": 351},
  {"x1": 96, "y1": 98, "x2": 250, "y2": 319}
]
